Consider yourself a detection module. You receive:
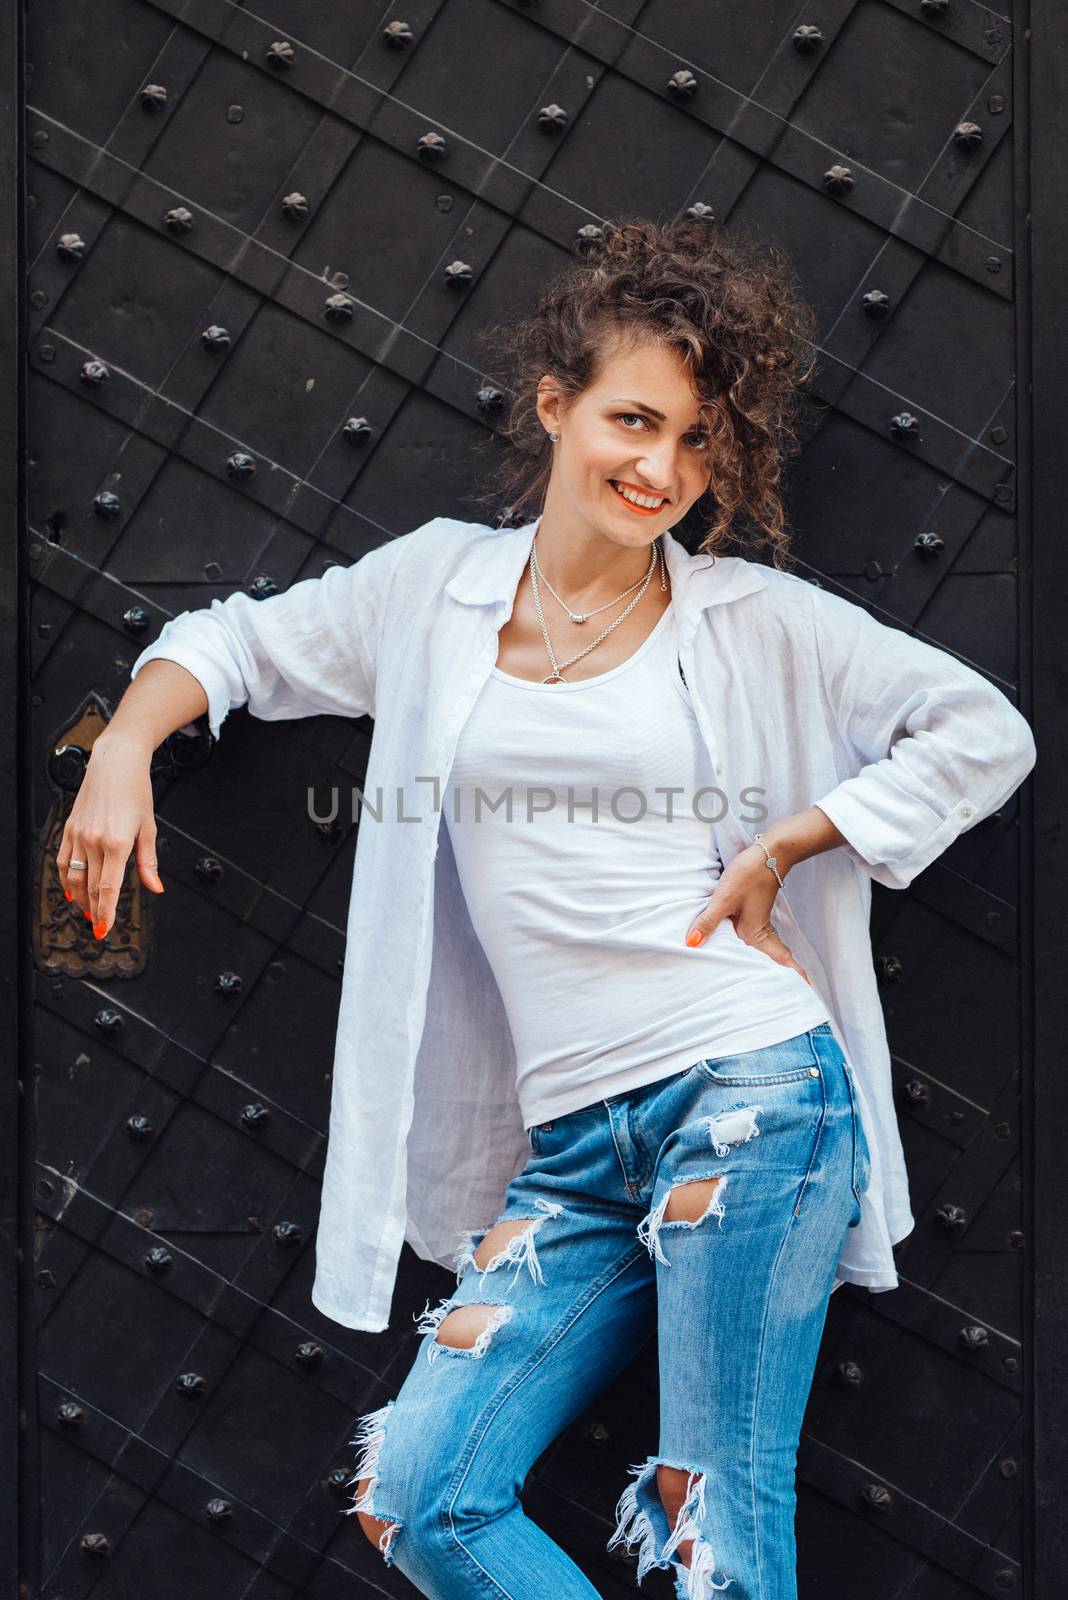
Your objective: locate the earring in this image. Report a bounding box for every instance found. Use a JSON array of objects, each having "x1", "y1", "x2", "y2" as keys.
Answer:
[{"x1": 548, "y1": 430, "x2": 559, "y2": 442}]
